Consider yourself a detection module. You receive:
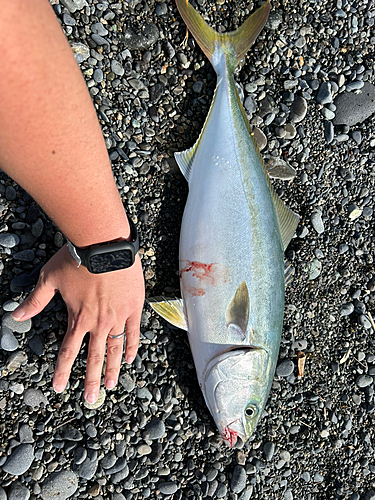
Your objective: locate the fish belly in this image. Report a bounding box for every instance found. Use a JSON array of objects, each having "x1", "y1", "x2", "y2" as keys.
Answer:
[{"x1": 179, "y1": 94, "x2": 284, "y2": 383}]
